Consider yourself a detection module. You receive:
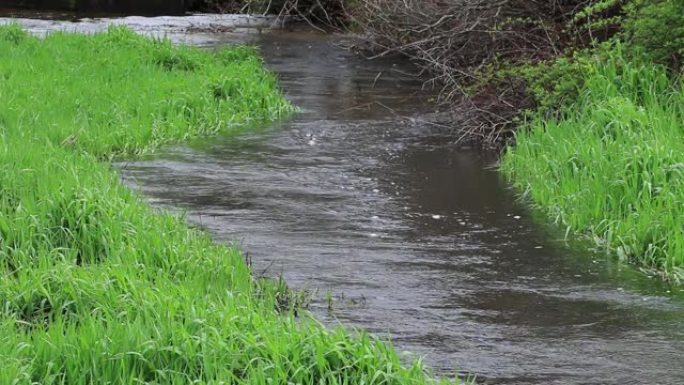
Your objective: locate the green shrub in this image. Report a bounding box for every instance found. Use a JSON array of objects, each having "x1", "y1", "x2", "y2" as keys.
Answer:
[
  {"x1": 510, "y1": 52, "x2": 595, "y2": 115},
  {"x1": 624, "y1": 0, "x2": 684, "y2": 67}
]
